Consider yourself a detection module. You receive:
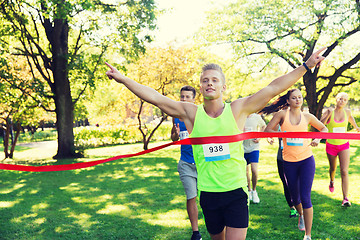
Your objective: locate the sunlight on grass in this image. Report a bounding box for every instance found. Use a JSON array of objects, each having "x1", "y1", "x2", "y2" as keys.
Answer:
[
  {"x1": 84, "y1": 142, "x2": 150, "y2": 158},
  {"x1": 34, "y1": 218, "x2": 46, "y2": 225},
  {"x1": 148, "y1": 209, "x2": 188, "y2": 227},
  {"x1": 134, "y1": 166, "x2": 166, "y2": 177},
  {"x1": 250, "y1": 214, "x2": 270, "y2": 222},
  {"x1": 127, "y1": 202, "x2": 140, "y2": 207},
  {"x1": 170, "y1": 195, "x2": 184, "y2": 204},
  {"x1": 71, "y1": 196, "x2": 88, "y2": 203},
  {"x1": 342, "y1": 224, "x2": 360, "y2": 232},
  {"x1": 157, "y1": 210, "x2": 187, "y2": 220},
  {"x1": 59, "y1": 182, "x2": 82, "y2": 192},
  {"x1": 130, "y1": 188, "x2": 150, "y2": 194},
  {"x1": 12, "y1": 213, "x2": 38, "y2": 223},
  {"x1": 29, "y1": 189, "x2": 39, "y2": 194},
  {"x1": 318, "y1": 209, "x2": 334, "y2": 219},
  {"x1": 117, "y1": 192, "x2": 126, "y2": 200},
  {"x1": 99, "y1": 194, "x2": 113, "y2": 201},
  {"x1": 69, "y1": 212, "x2": 97, "y2": 229},
  {"x1": 155, "y1": 163, "x2": 170, "y2": 170},
  {"x1": 97, "y1": 203, "x2": 131, "y2": 215},
  {"x1": 0, "y1": 200, "x2": 19, "y2": 208},
  {"x1": 105, "y1": 171, "x2": 127, "y2": 179},
  {"x1": 11, "y1": 147, "x2": 57, "y2": 162},
  {"x1": 0, "y1": 183, "x2": 25, "y2": 194},
  {"x1": 31, "y1": 203, "x2": 49, "y2": 211},
  {"x1": 72, "y1": 194, "x2": 113, "y2": 204},
  {"x1": 55, "y1": 225, "x2": 69, "y2": 233}
]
